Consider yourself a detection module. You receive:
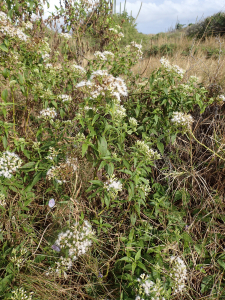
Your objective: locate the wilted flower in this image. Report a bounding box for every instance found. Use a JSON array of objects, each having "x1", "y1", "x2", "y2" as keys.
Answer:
[{"x1": 51, "y1": 244, "x2": 61, "y2": 252}]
